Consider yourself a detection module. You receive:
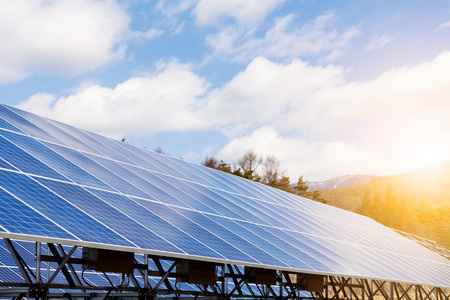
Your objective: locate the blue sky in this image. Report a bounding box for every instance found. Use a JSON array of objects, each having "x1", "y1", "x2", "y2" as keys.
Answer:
[{"x1": 1, "y1": 0, "x2": 450, "y2": 181}]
